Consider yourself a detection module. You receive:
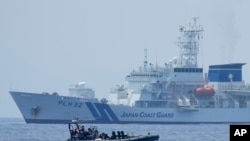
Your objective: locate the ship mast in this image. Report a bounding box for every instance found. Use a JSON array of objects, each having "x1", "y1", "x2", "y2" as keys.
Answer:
[
  {"x1": 177, "y1": 18, "x2": 203, "y2": 68},
  {"x1": 144, "y1": 49, "x2": 148, "y2": 71}
]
